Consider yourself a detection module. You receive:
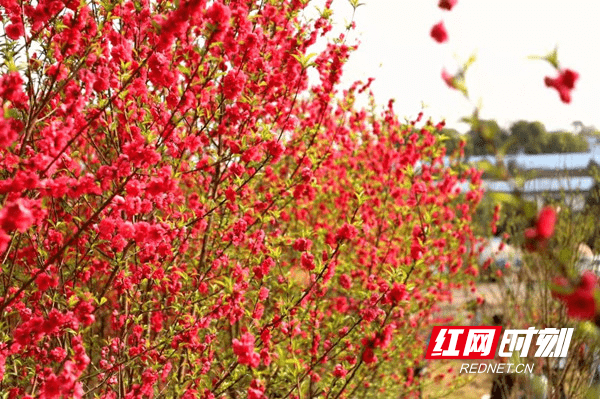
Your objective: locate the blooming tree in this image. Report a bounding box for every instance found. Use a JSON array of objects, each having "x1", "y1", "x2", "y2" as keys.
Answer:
[{"x1": 0, "y1": 0, "x2": 481, "y2": 397}]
